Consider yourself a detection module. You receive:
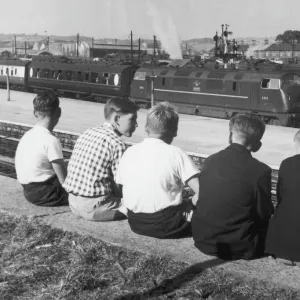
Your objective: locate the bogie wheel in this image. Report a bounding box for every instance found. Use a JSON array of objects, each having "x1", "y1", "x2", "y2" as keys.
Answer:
[{"x1": 268, "y1": 118, "x2": 281, "y2": 126}]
